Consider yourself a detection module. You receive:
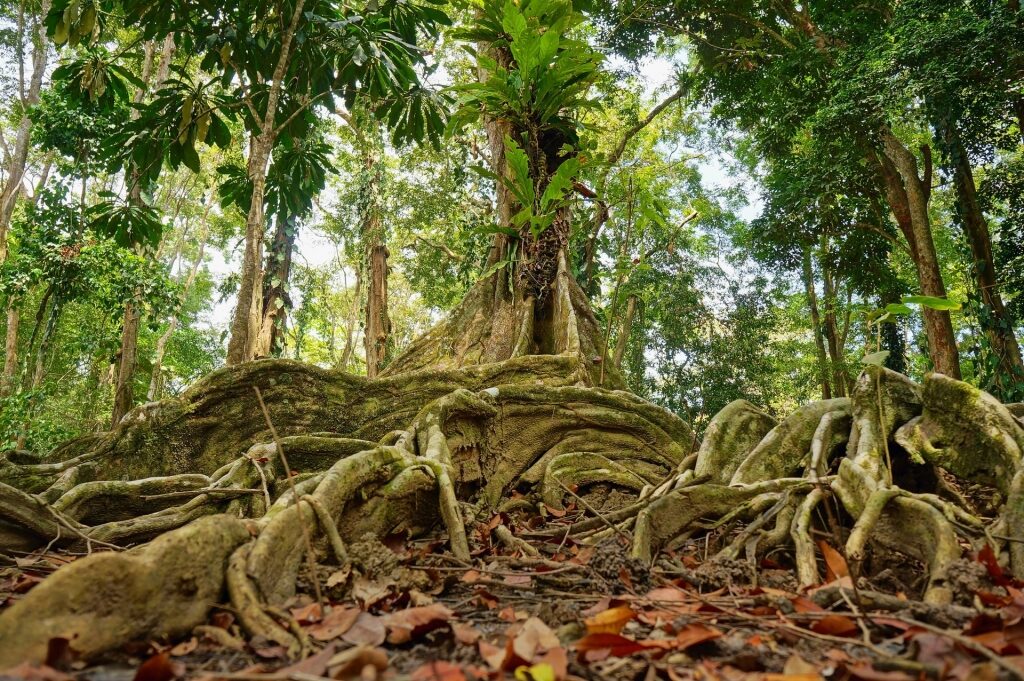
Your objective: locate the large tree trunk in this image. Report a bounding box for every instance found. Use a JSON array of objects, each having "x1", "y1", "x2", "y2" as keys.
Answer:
[
  {"x1": 255, "y1": 214, "x2": 297, "y2": 359},
  {"x1": 878, "y1": 130, "x2": 961, "y2": 379},
  {"x1": 802, "y1": 249, "x2": 832, "y2": 400},
  {"x1": 941, "y1": 122, "x2": 1024, "y2": 390},
  {"x1": 2, "y1": 303, "x2": 19, "y2": 397},
  {"x1": 226, "y1": 0, "x2": 305, "y2": 366},
  {"x1": 821, "y1": 252, "x2": 847, "y2": 397}
]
